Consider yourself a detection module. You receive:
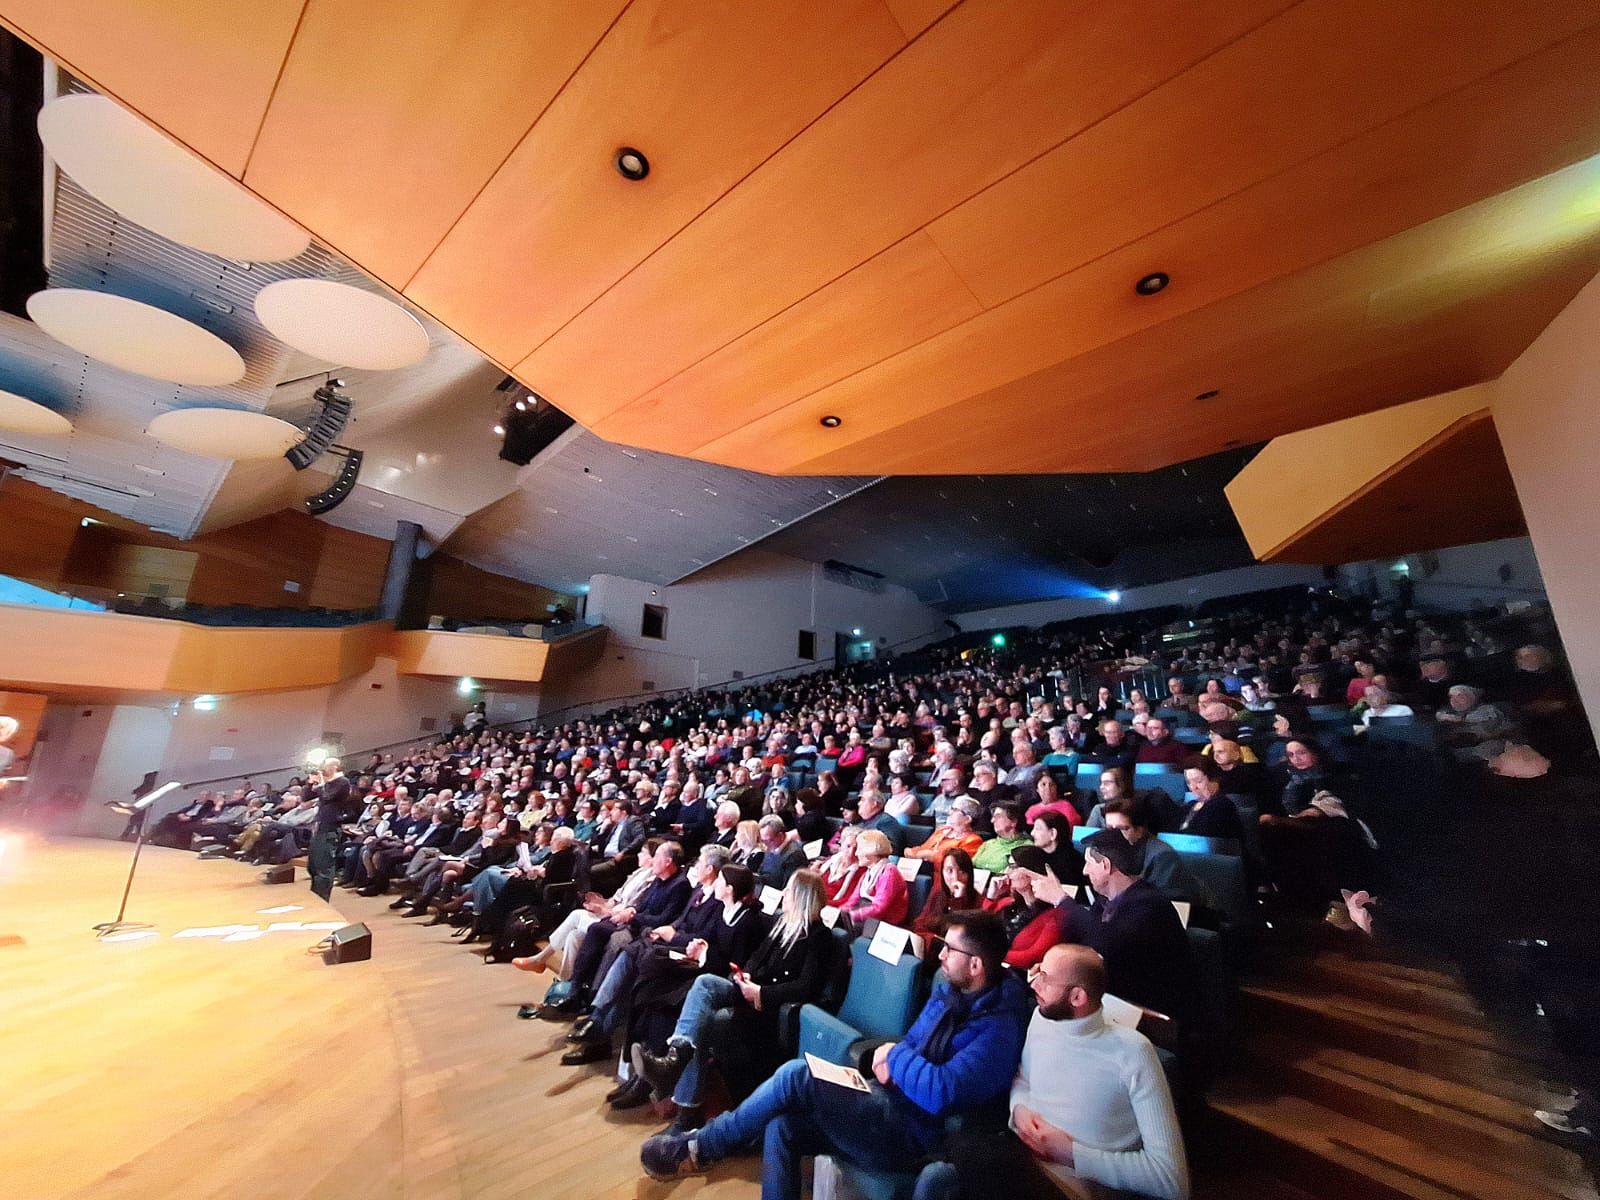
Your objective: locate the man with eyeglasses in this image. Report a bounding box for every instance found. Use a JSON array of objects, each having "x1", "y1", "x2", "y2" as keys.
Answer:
[
  {"x1": 640, "y1": 911, "x2": 1030, "y2": 1197},
  {"x1": 920, "y1": 944, "x2": 1189, "y2": 1200}
]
